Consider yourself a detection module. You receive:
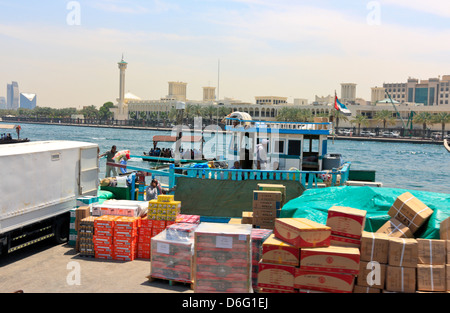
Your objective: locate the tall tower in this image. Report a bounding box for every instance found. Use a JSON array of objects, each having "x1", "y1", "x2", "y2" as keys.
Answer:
[
  {"x1": 113, "y1": 55, "x2": 129, "y2": 120},
  {"x1": 341, "y1": 83, "x2": 357, "y2": 104}
]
